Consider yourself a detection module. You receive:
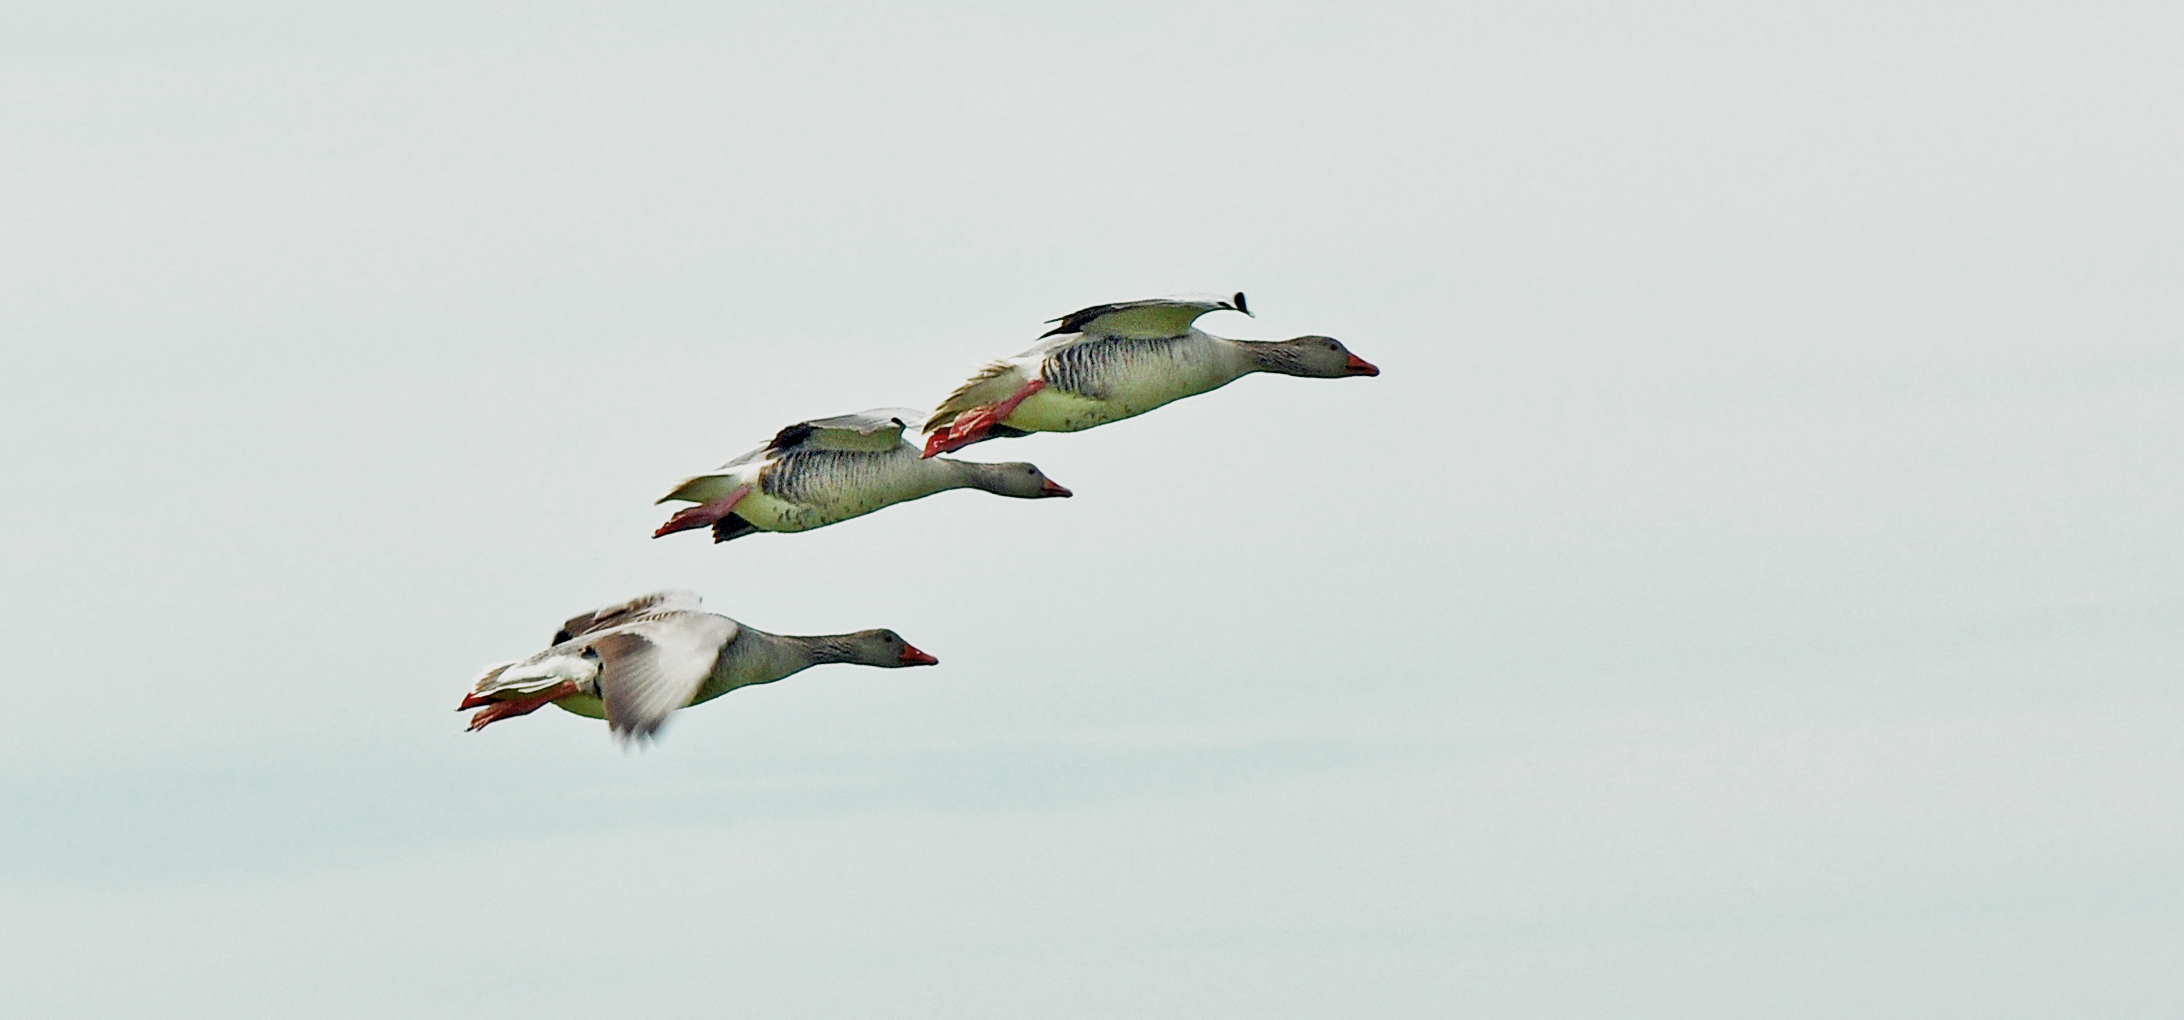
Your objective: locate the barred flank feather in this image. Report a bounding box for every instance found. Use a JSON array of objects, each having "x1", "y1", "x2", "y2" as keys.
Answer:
[
  {"x1": 763, "y1": 450, "x2": 902, "y2": 506},
  {"x1": 1040, "y1": 337, "x2": 1190, "y2": 401}
]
